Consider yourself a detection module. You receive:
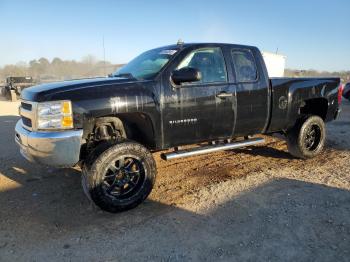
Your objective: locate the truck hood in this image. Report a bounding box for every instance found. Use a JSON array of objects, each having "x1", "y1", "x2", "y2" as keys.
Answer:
[{"x1": 21, "y1": 77, "x2": 152, "y2": 102}]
